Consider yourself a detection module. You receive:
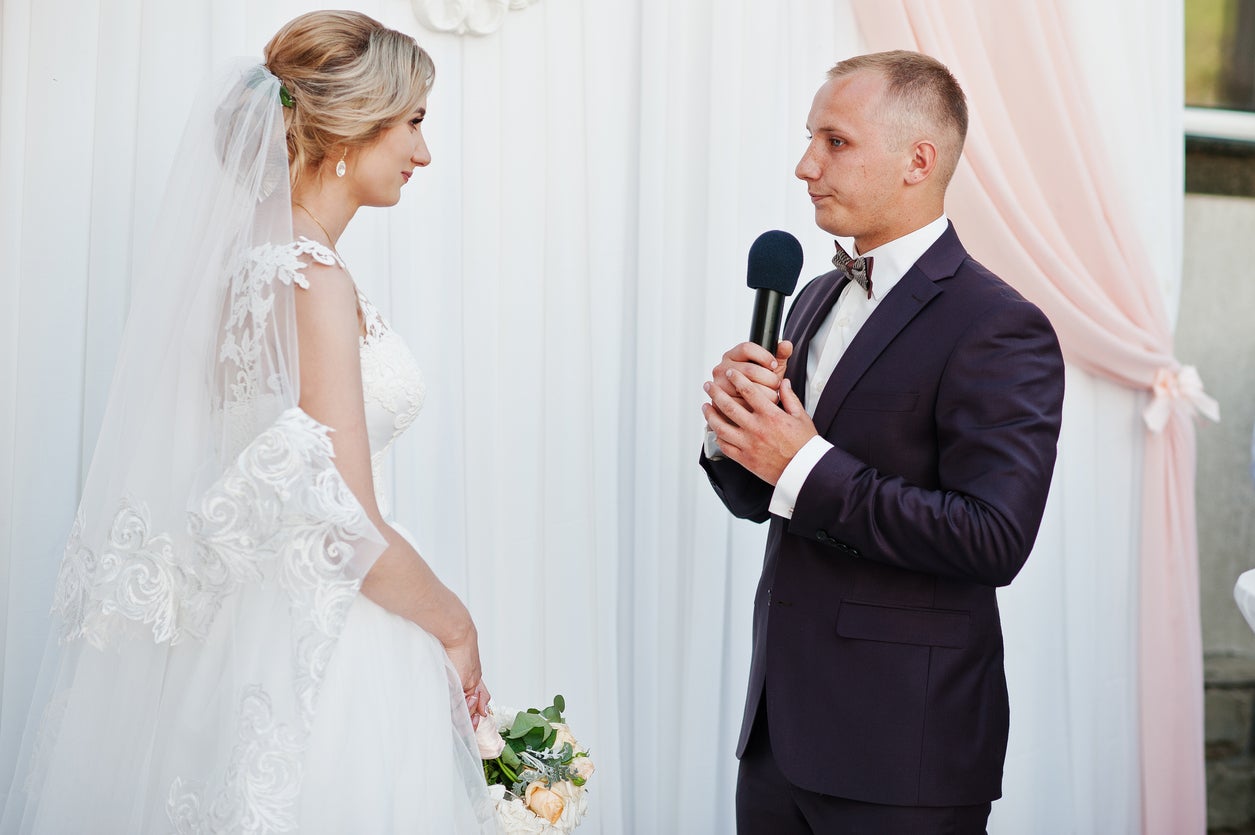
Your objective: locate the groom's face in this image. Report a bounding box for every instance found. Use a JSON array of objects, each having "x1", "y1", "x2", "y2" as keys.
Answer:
[{"x1": 795, "y1": 70, "x2": 912, "y2": 253}]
